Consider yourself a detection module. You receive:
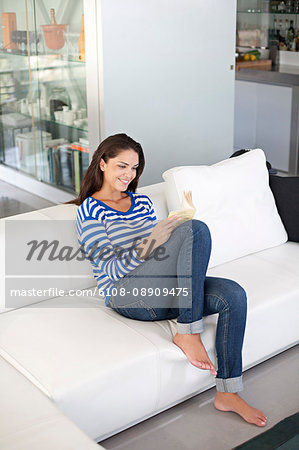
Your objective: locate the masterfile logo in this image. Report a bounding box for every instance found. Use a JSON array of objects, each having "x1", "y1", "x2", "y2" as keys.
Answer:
[
  {"x1": 6, "y1": 220, "x2": 87, "y2": 277},
  {"x1": 4, "y1": 219, "x2": 96, "y2": 308},
  {"x1": 3, "y1": 219, "x2": 176, "y2": 309}
]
